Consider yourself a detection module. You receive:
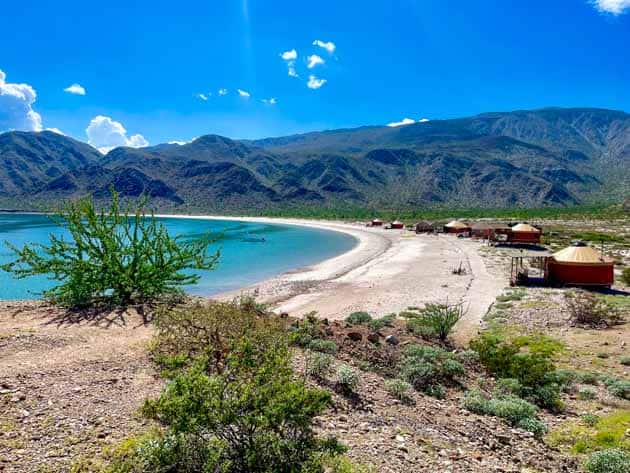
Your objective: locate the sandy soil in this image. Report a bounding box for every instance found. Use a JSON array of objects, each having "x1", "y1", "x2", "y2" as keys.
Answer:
[{"x1": 201, "y1": 217, "x2": 505, "y2": 344}]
